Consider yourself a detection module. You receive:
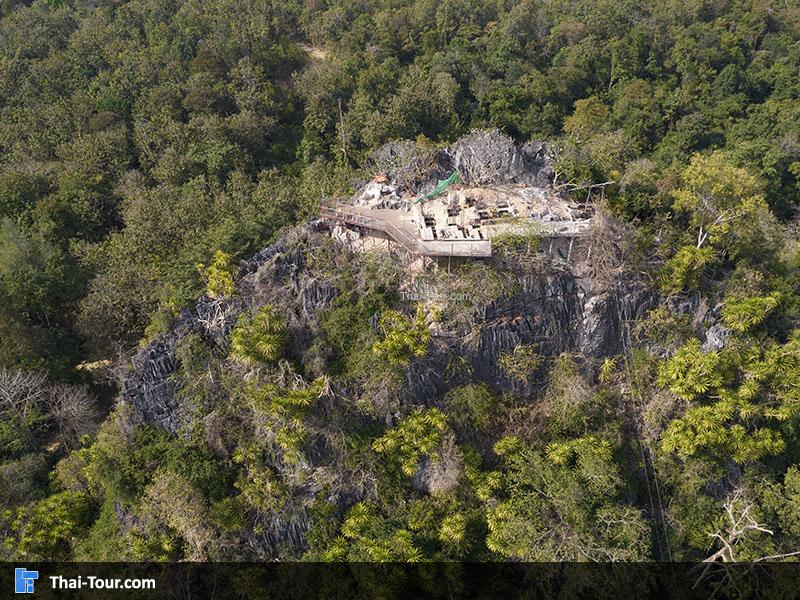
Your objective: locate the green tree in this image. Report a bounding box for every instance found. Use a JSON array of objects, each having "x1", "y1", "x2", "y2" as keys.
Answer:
[
  {"x1": 372, "y1": 408, "x2": 448, "y2": 477},
  {"x1": 659, "y1": 335, "x2": 800, "y2": 463},
  {"x1": 229, "y1": 305, "x2": 287, "y2": 364},
  {"x1": 372, "y1": 308, "x2": 431, "y2": 367},
  {"x1": 672, "y1": 152, "x2": 777, "y2": 260},
  {"x1": 8, "y1": 491, "x2": 94, "y2": 560},
  {"x1": 659, "y1": 245, "x2": 716, "y2": 293},
  {"x1": 484, "y1": 435, "x2": 650, "y2": 561},
  {"x1": 721, "y1": 294, "x2": 780, "y2": 333},
  {"x1": 324, "y1": 502, "x2": 423, "y2": 562},
  {"x1": 201, "y1": 250, "x2": 236, "y2": 299}
]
